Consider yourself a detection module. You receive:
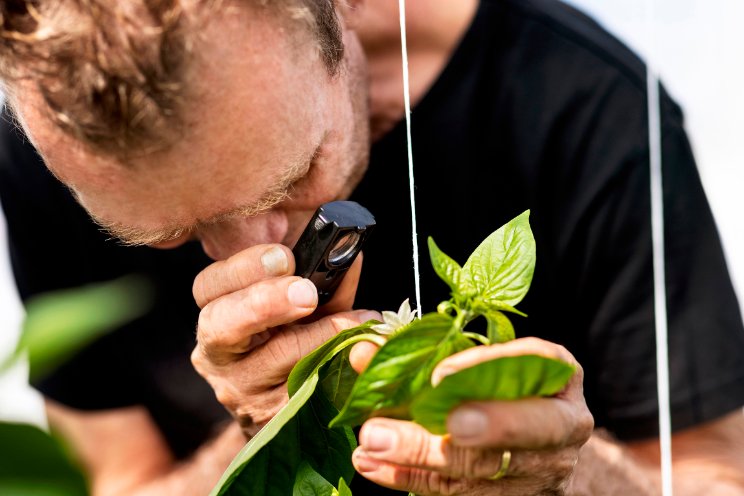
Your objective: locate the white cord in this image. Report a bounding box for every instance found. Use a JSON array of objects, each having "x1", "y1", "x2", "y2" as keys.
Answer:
[
  {"x1": 397, "y1": 0, "x2": 422, "y2": 318},
  {"x1": 645, "y1": 1, "x2": 673, "y2": 494}
]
